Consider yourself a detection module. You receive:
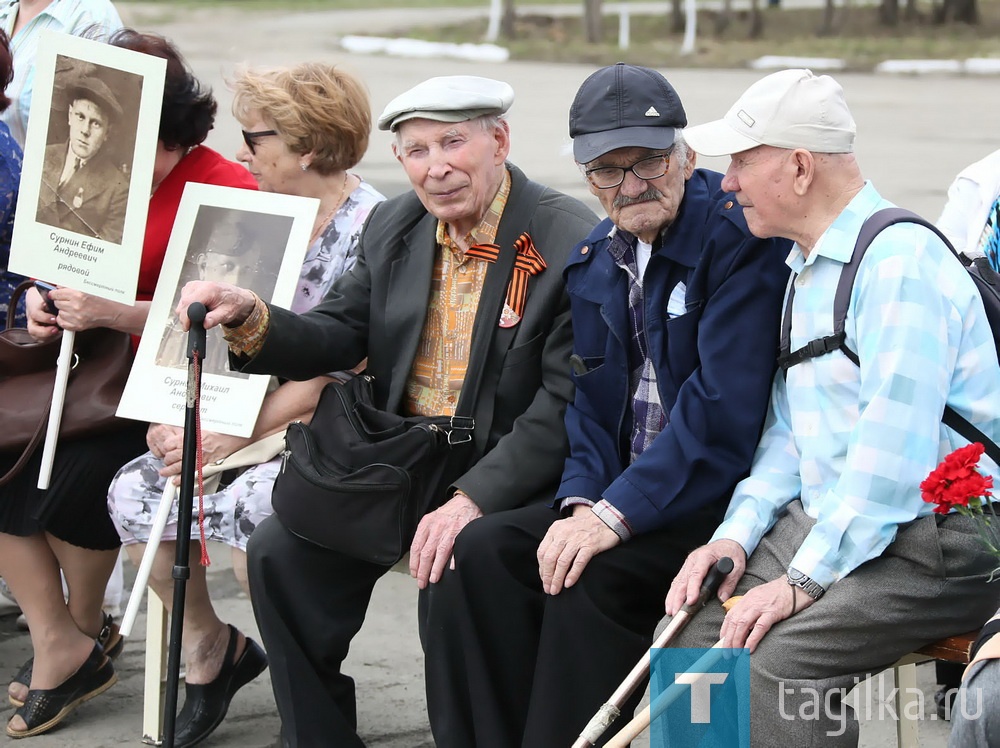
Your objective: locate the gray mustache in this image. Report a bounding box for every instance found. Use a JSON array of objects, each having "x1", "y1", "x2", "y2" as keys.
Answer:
[{"x1": 613, "y1": 188, "x2": 662, "y2": 209}]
